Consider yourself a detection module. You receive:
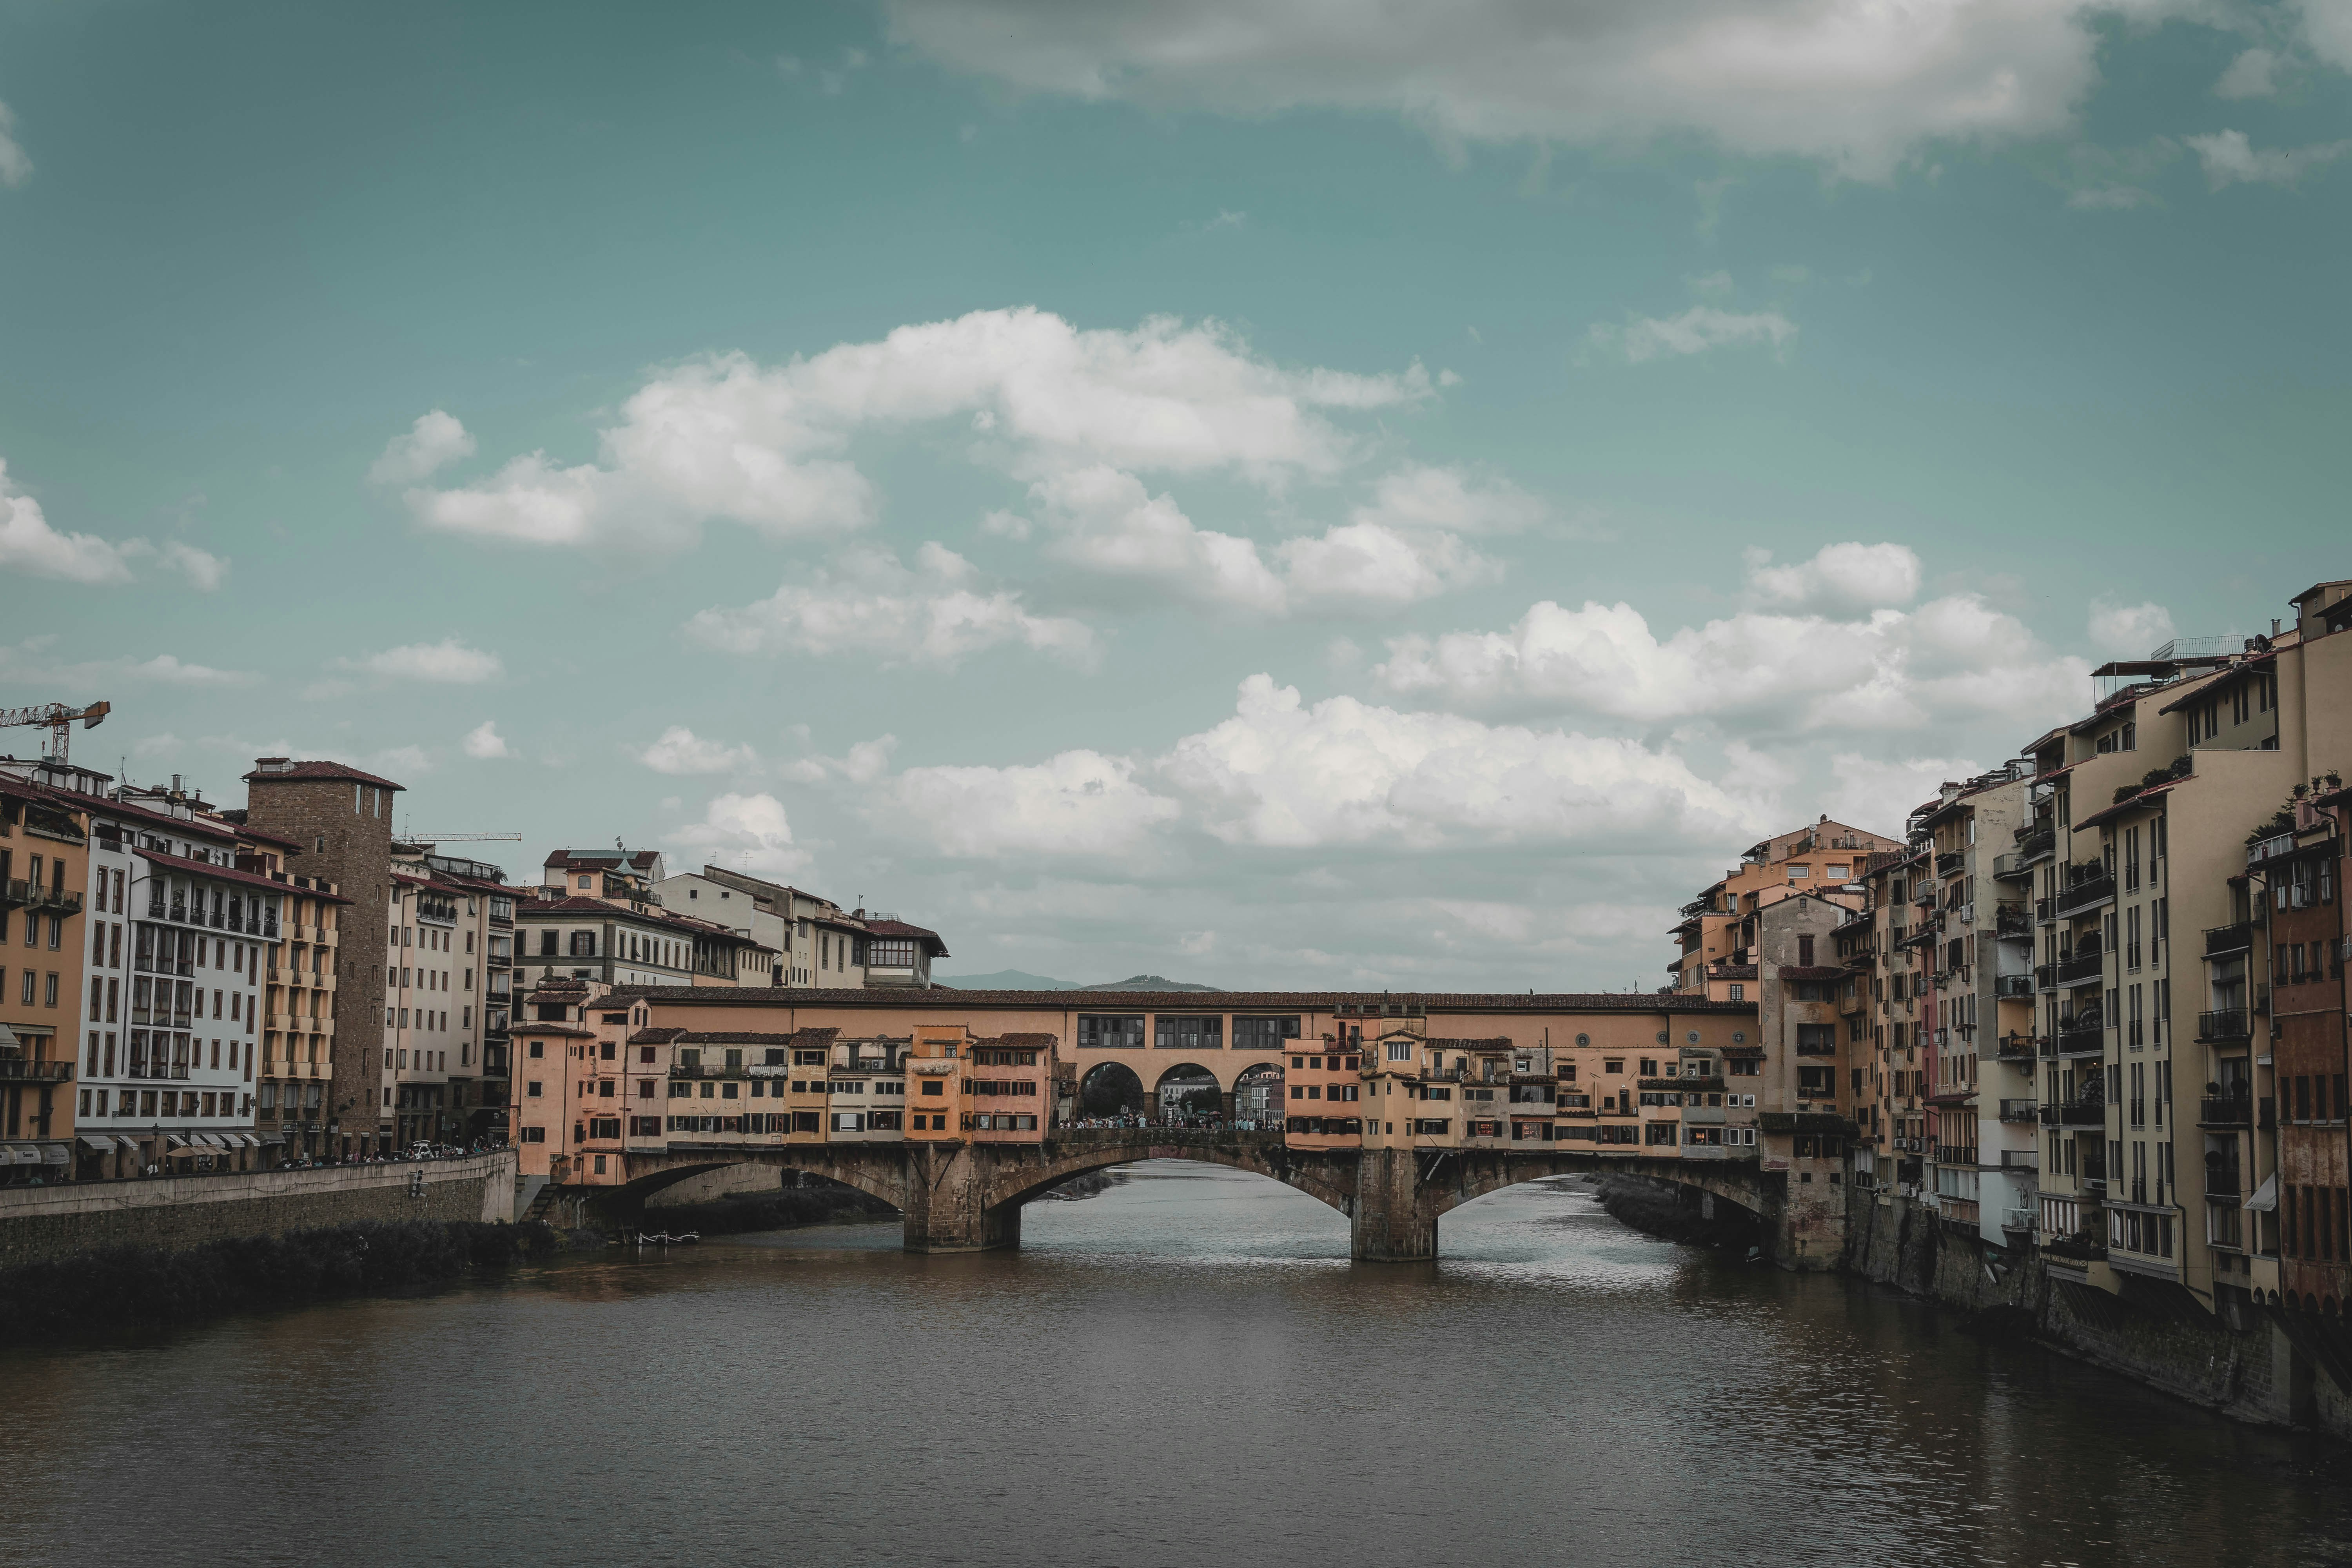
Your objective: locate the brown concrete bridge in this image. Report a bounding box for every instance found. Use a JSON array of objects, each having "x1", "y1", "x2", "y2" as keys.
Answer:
[{"x1": 555, "y1": 1132, "x2": 1837, "y2": 1265}]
